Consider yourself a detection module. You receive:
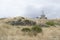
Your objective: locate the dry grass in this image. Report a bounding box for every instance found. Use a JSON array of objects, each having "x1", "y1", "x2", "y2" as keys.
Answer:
[
  {"x1": 0, "y1": 17, "x2": 60, "y2": 40},
  {"x1": 0, "y1": 24, "x2": 60, "y2": 40}
]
